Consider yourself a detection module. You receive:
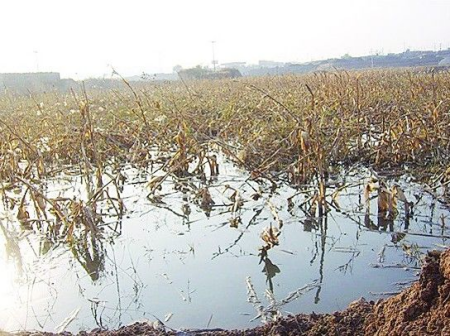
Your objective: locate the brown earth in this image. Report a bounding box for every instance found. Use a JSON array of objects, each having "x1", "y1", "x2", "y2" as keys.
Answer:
[{"x1": 5, "y1": 249, "x2": 450, "y2": 336}]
